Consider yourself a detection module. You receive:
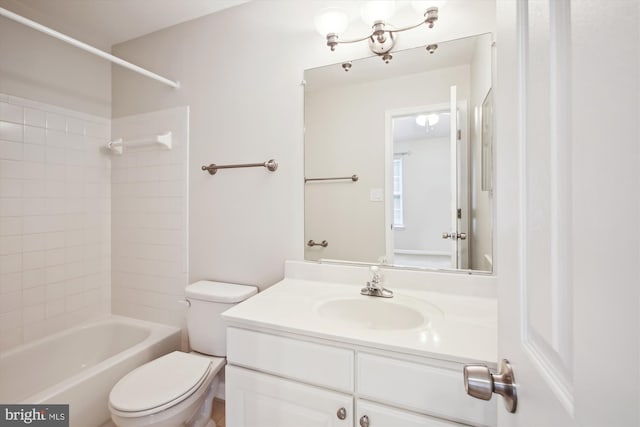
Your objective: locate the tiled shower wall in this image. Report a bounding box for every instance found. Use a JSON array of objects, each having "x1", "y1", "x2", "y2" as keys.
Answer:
[
  {"x1": 0, "y1": 94, "x2": 111, "y2": 352},
  {"x1": 111, "y1": 107, "x2": 189, "y2": 331}
]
